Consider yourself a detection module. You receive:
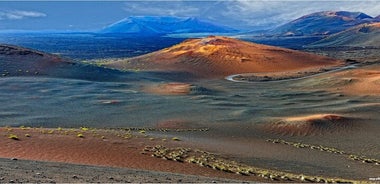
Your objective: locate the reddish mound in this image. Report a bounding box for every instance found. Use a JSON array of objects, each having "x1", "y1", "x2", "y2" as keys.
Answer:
[
  {"x1": 105, "y1": 36, "x2": 343, "y2": 78},
  {"x1": 262, "y1": 114, "x2": 354, "y2": 136}
]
